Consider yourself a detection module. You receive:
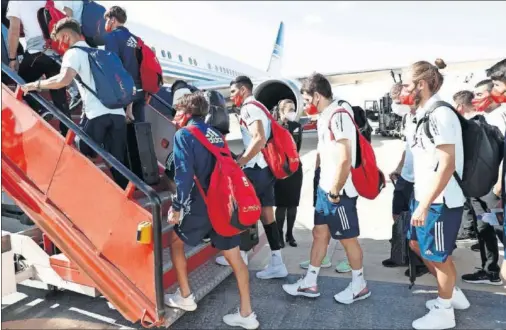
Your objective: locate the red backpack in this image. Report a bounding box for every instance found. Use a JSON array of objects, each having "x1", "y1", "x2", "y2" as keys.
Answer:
[
  {"x1": 329, "y1": 108, "x2": 386, "y2": 200},
  {"x1": 244, "y1": 100, "x2": 300, "y2": 179},
  {"x1": 186, "y1": 125, "x2": 261, "y2": 237},
  {"x1": 37, "y1": 0, "x2": 67, "y2": 56},
  {"x1": 136, "y1": 37, "x2": 163, "y2": 94}
]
